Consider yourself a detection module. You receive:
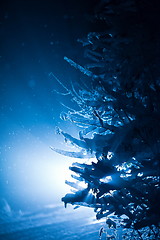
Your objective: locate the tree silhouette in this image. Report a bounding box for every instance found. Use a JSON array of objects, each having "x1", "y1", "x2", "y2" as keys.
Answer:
[{"x1": 53, "y1": 0, "x2": 160, "y2": 239}]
